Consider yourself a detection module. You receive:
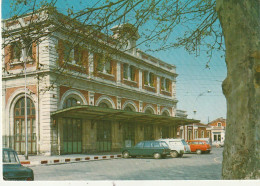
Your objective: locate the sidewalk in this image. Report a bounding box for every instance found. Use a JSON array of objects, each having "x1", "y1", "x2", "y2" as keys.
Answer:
[{"x1": 18, "y1": 152, "x2": 122, "y2": 167}]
